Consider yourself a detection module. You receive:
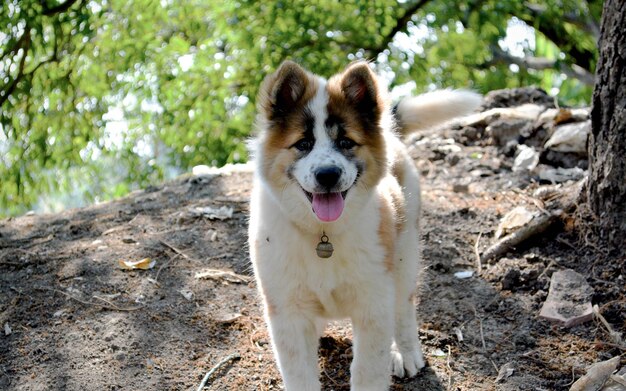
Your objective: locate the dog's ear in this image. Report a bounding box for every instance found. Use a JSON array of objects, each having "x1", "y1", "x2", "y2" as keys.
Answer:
[
  {"x1": 259, "y1": 60, "x2": 310, "y2": 120},
  {"x1": 340, "y1": 62, "x2": 381, "y2": 121},
  {"x1": 273, "y1": 61, "x2": 308, "y2": 110}
]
